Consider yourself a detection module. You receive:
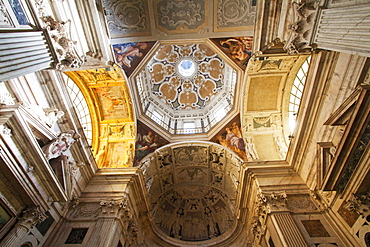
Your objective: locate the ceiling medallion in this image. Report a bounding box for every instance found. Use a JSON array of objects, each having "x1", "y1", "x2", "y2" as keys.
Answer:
[{"x1": 176, "y1": 57, "x2": 198, "y2": 79}]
